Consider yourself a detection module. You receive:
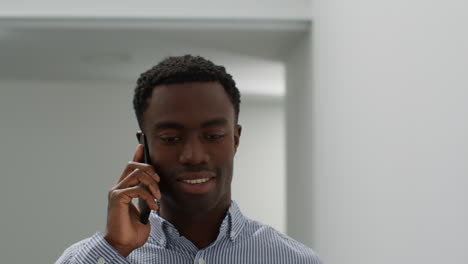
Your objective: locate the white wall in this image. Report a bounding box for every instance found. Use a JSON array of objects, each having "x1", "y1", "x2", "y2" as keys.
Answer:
[
  {"x1": 5, "y1": 0, "x2": 468, "y2": 263},
  {"x1": 0, "y1": 0, "x2": 311, "y2": 19},
  {"x1": 285, "y1": 0, "x2": 468, "y2": 263},
  {"x1": 285, "y1": 31, "x2": 315, "y2": 247},
  {"x1": 0, "y1": 80, "x2": 285, "y2": 264},
  {"x1": 235, "y1": 97, "x2": 285, "y2": 232}
]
